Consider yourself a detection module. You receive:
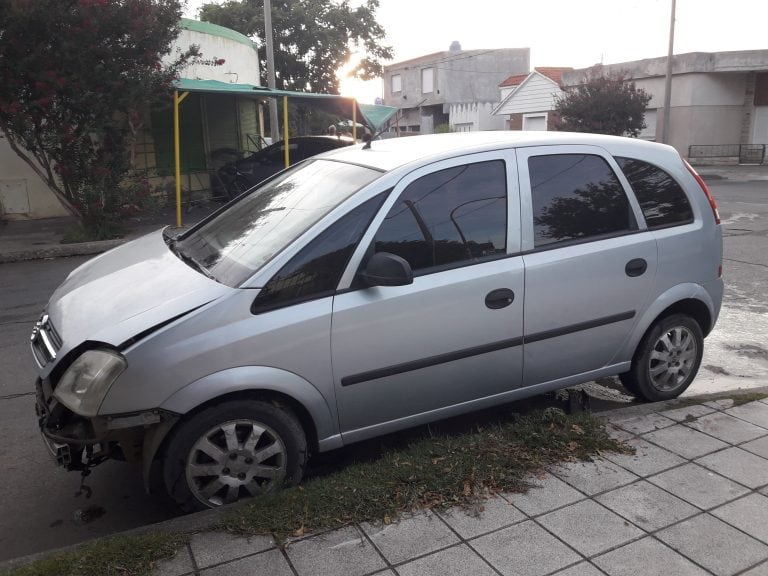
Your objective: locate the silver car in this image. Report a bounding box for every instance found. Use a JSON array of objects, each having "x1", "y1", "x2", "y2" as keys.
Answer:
[{"x1": 31, "y1": 132, "x2": 723, "y2": 510}]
